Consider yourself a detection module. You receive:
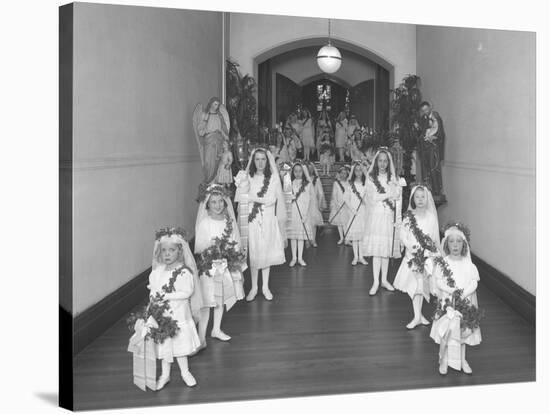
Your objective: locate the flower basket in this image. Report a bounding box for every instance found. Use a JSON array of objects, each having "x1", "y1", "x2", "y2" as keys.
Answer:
[{"x1": 127, "y1": 318, "x2": 158, "y2": 391}]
